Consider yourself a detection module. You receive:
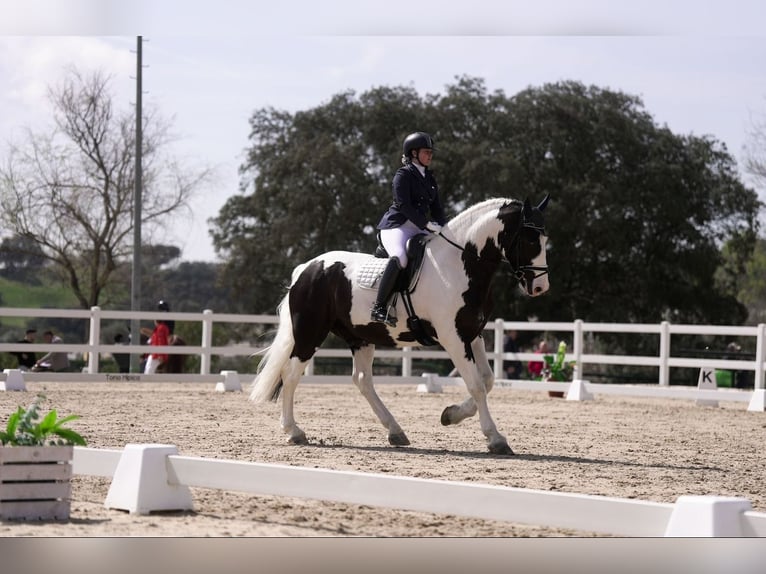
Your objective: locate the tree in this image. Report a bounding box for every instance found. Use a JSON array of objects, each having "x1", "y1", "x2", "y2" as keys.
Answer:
[
  {"x1": 494, "y1": 81, "x2": 760, "y2": 325},
  {"x1": 733, "y1": 238, "x2": 766, "y2": 324},
  {"x1": 213, "y1": 77, "x2": 760, "y2": 325},
  {"x1": 0, "y1": 67, "x2": 211, "y2": 308},
  {"x1": 211, "y1": 88, "x2": 424, "y2": 312},
  {"x1": 0, "y1": 235, "x2": 47, "y2": 284},
  {"x1": 744, "y1": 105, "x2": 766, "y2": 195}
]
